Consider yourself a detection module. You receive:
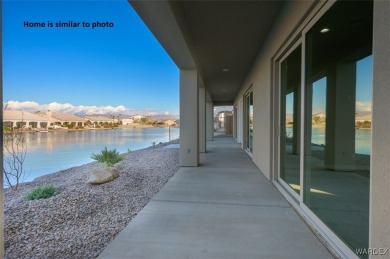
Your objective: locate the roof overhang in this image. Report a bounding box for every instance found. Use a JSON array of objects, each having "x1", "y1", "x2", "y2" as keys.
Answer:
[{"x1": 129, "y1": 0, "x2": 285, "y2": 104}]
